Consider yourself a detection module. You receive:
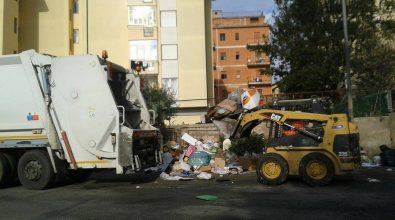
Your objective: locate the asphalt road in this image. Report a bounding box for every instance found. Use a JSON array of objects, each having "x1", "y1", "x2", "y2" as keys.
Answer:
[{"x1": 0, "y1": 167, "x2": 394, "y2": 220}]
